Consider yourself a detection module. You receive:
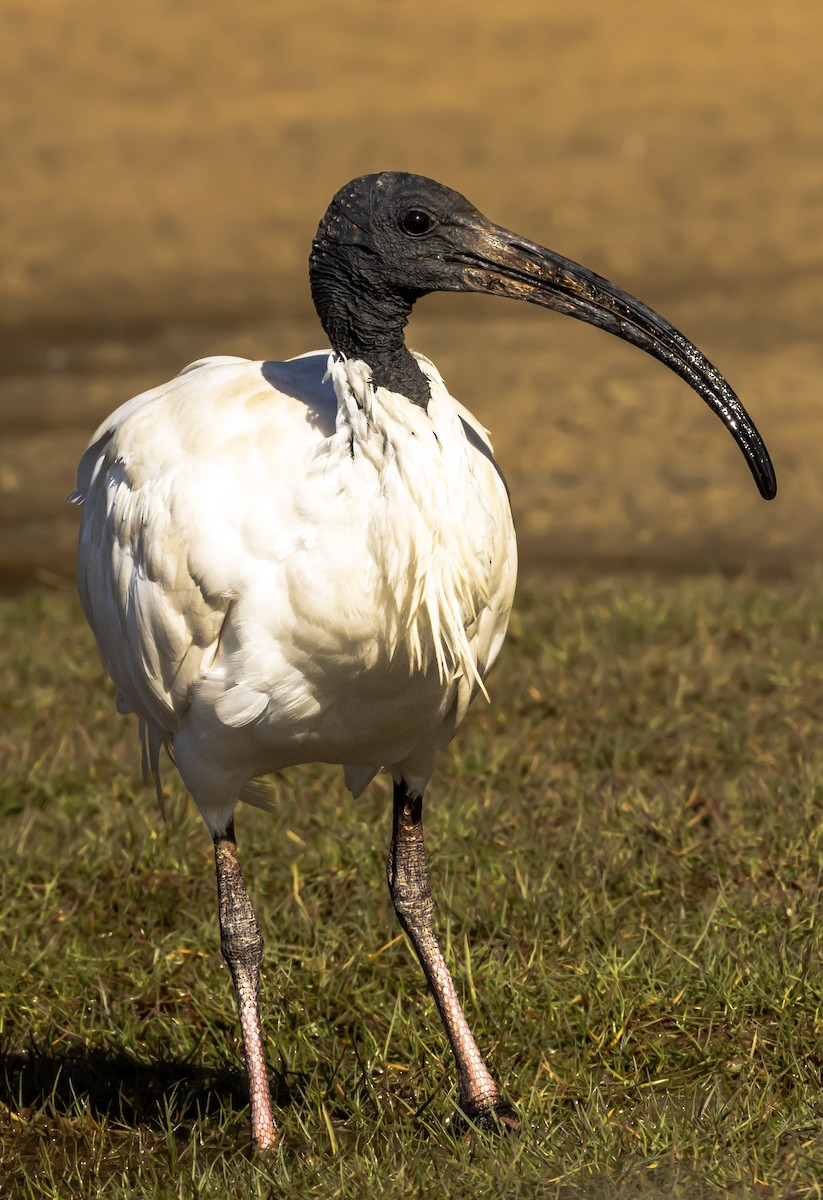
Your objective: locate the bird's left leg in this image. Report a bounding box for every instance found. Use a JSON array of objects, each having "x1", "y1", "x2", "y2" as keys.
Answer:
[
  {"x1": 386, "y1": 780, "x2": 518, "y2": 1131},
  {"x1": 213, "y1": 821, "x2": 277, "y2": 1152}
]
